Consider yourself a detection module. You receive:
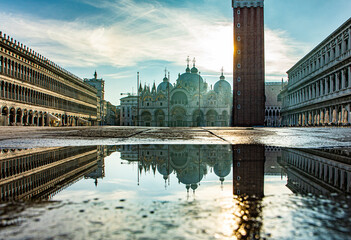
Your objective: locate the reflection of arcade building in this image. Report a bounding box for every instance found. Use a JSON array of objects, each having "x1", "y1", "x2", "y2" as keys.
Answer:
[
  {"x1": 0, "y1": 146, "x2": 101, "y2": 200},
  {"x1": 118, "y1": 145, "x2": 233, "y2": 192},
  {"x1": 137, "y1": 58, "x2": 232, "y2": 127},
  {"x1": 279, "y1": 148, "x2": 351, "y2": 195}
]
